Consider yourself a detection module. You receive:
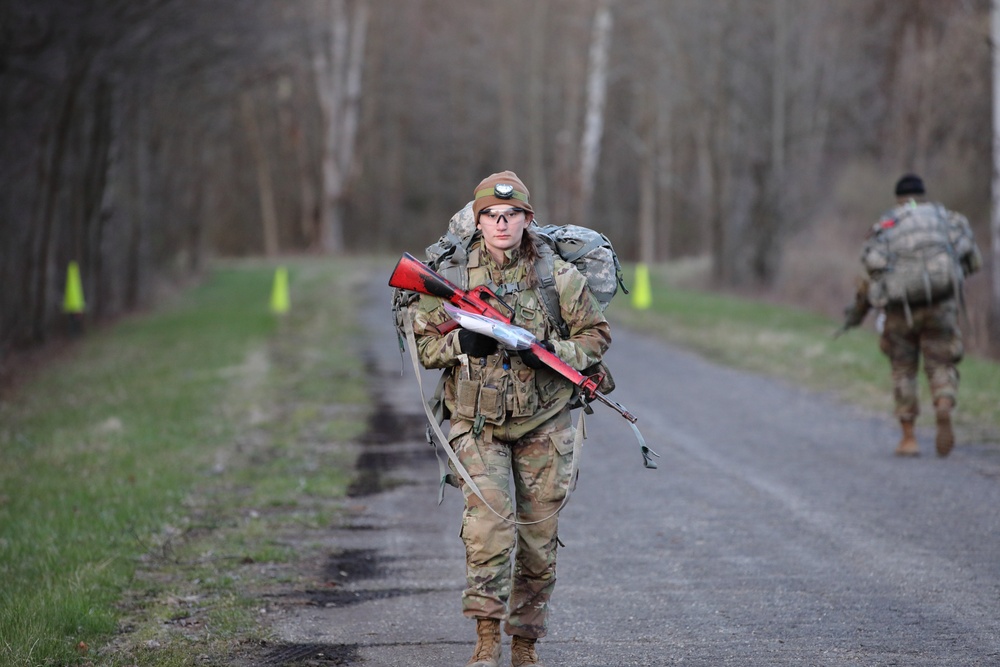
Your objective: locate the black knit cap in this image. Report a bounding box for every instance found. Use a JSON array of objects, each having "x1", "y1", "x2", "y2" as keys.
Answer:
[{"x1": 894, "y1": 173, "x2": 925, "y2": 197}]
